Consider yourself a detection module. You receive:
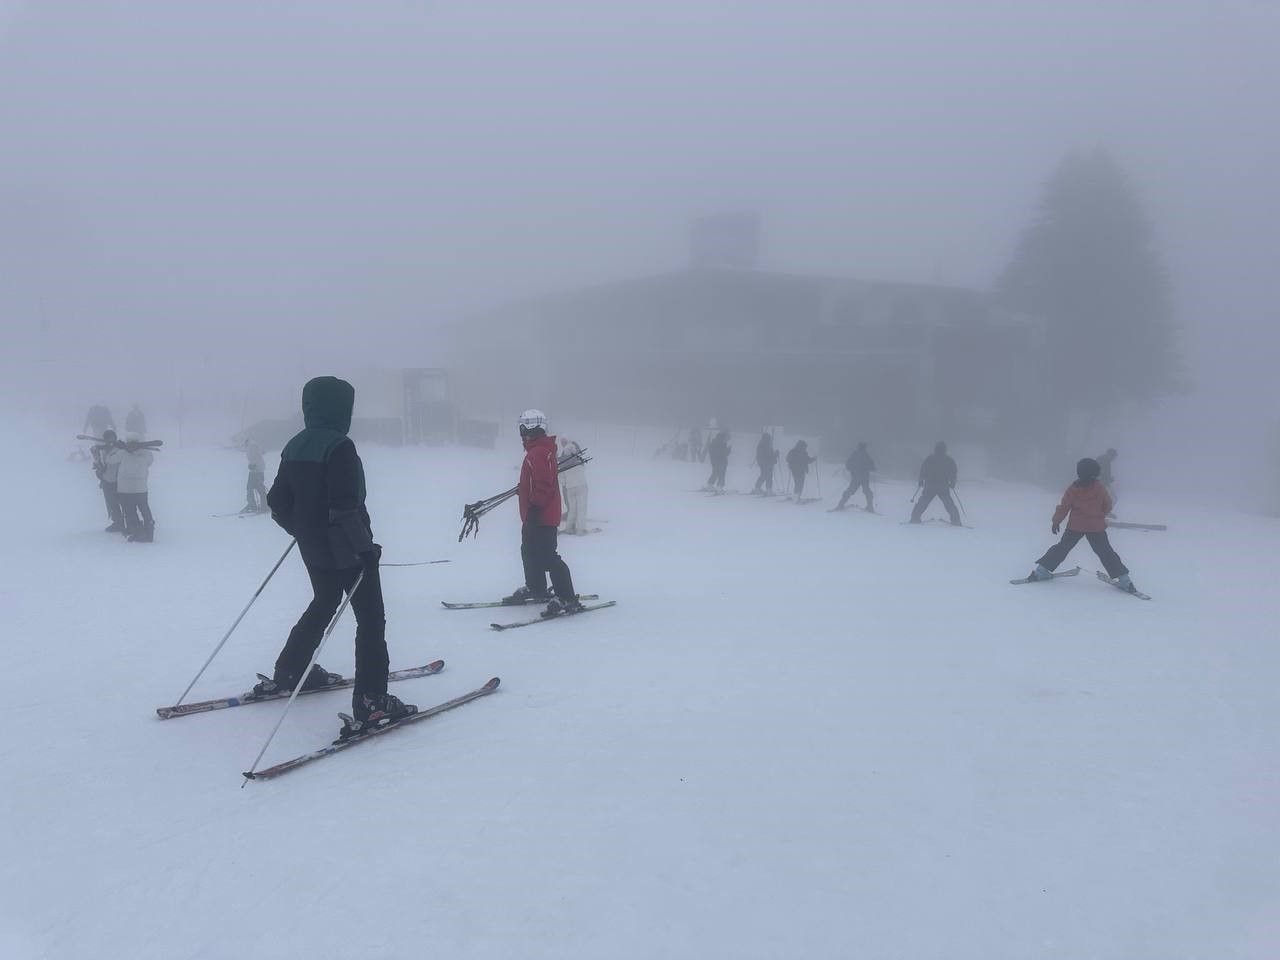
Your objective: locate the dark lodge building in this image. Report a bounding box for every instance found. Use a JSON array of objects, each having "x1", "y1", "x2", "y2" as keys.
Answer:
[{"x1": 450, "y1": 261, "x2": 1046, "y2": 477}]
